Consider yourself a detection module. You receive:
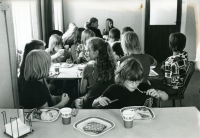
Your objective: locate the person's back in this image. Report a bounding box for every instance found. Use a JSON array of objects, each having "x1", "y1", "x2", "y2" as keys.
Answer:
[
  {"x1": 74, "y1": 37, "x2": 116, "y2": 109},
  {"x1": 162, "y1": 33, "x2": 188, "y2": 88},
  {"x1": 22, "y1": 80, "x2": 53, "y2": 109},
  {"x1": 120, "y1": 32, "x2": 157, "y2": 83},
  {"x1": 150, "y1": 32, "x2": 188, "y2": 96}
]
